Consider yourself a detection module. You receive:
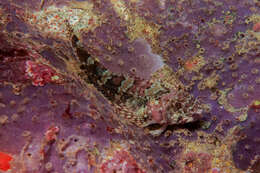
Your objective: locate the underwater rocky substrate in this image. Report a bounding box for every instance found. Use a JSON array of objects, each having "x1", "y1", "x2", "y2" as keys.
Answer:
[{"x1": 0, "y1": 0, "x2": 260, "y2": 173}]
